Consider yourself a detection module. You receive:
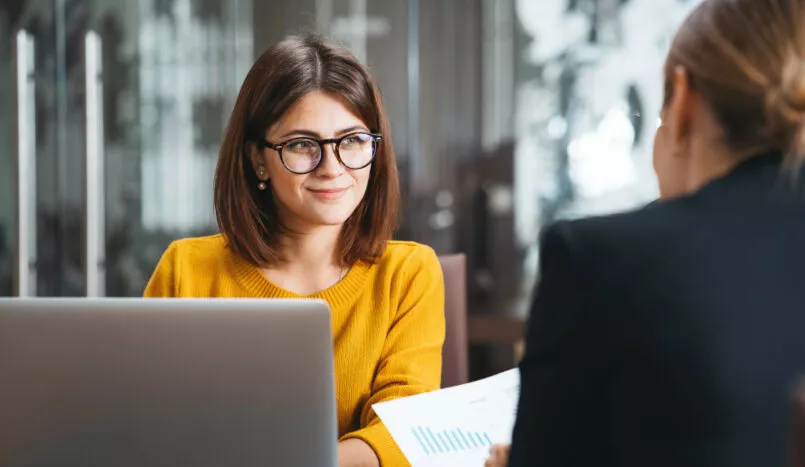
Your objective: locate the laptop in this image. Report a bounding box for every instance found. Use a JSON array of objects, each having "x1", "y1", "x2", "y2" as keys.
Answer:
[{"x1": 0, "y1": 298, "x2": 338, "y2": 467}]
